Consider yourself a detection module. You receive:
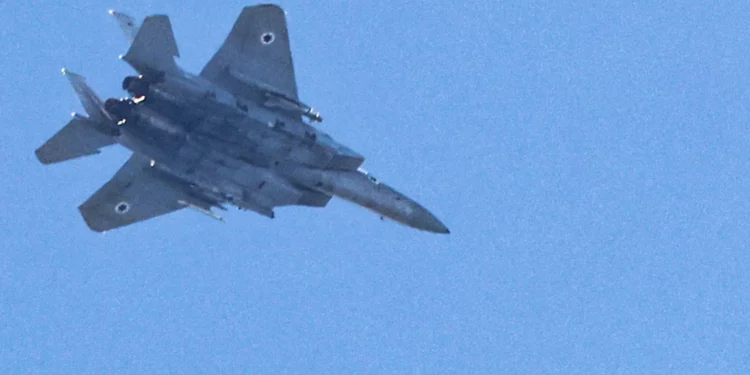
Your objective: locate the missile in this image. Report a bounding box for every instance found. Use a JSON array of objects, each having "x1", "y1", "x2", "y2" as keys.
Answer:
[
  {"x1": 264, "y1": 94, "x2": 323, "y2": 122},
  {"x1": 178, "y1": 200, "x2": 224, "y2": 222},
  {"x1": 228, "y1": 68, "x2": 324, "y2": 122}
]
